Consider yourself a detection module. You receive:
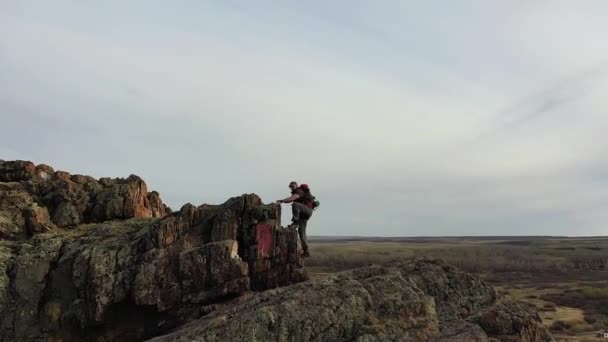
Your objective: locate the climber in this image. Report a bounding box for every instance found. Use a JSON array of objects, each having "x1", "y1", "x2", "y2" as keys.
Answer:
[{"x1": 276, "y1": 181, "x2": 313, "y2": 258}]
